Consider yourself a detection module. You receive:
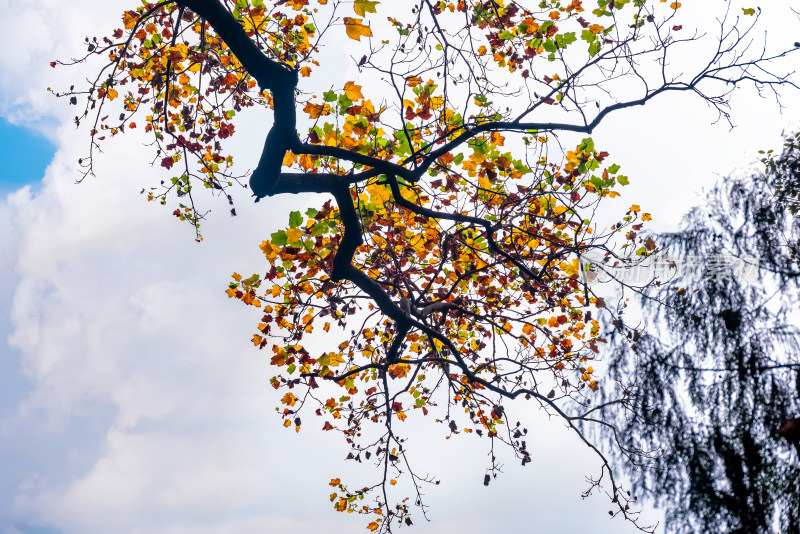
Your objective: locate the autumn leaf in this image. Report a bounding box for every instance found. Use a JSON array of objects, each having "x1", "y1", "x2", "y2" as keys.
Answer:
[
  {"x1": 742, "y1": 7, "x2": 755, "y2": 16},
  {"x1": 122, "y1": 10, "x2": 139, "y2": 30},
  {"x1": 286, "y1": 227, "x2": 303, "y2": 243},
  {"x1": 354, "y1": 0, "x2": 380, "y2": 16},
  {"x1": 367, "y1": 522, "x2": 379, "y2": 531},
  {"x1": 343, "y1": 17, "x2": 372, "y2": 41},
  {"x1": 343, "y1": 81, "x2": 363, "y2": 101},
  {"x1": 303, "y1": 102, "x2": 331, "y2": 118}
]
